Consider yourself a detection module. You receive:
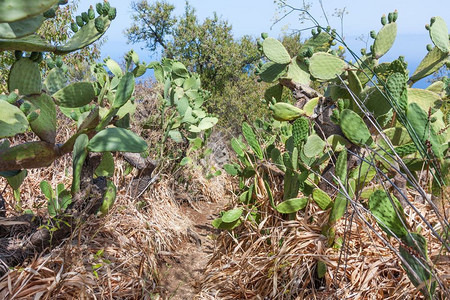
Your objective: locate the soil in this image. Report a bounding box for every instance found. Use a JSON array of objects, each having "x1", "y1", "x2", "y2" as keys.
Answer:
[{"x1": 156, "y1": 198, "x2": 227, "y2": 299}]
